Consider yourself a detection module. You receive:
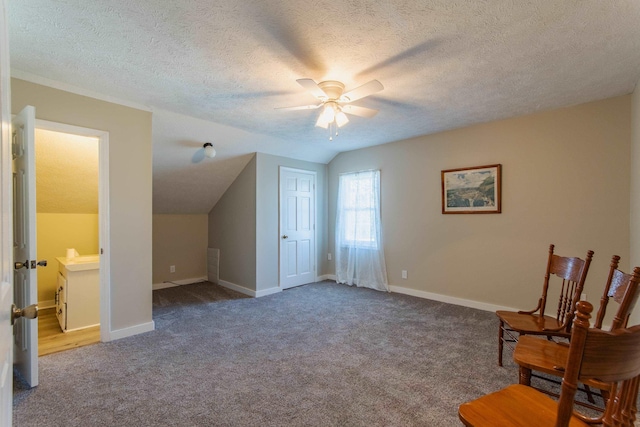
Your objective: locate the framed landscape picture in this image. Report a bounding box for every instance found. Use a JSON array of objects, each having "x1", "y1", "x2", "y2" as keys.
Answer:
[{"x1": 441, "y1": 164, "x2": 501, "y2": 214}]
